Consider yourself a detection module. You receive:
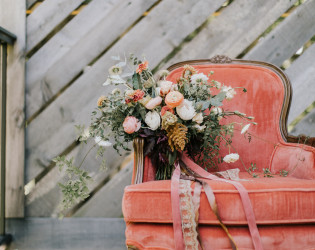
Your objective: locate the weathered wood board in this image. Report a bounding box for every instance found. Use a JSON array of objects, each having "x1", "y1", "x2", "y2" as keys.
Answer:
[
  {"x1": 291, "y1": 108, "x2": 315, "y2": 137},
  {"x1": 26, "y1": 141, "x2": 129, "y2": 217},
  {"x1": 0, "y1": 0, "x2": 25, "y2": 217},
  {"x1": 165, "y1": 0, "x2": 294, "y2": 67},
  {"x1": 26, "y1": 0, "x2": 85, "y2": 52},
  {"x1": 286, "y1": 42, "x2": 315, "y2": 124},
  {"x1": 7, "y1": 218, "x2": 126, "y2": 250},
  {"x1": 74, "y1": 160, "x2": 133, "y2": 217},
  {"x1": 26, "y1": 0, "x2": 158, "y2": 119},
  {"x1": 244, "y1": 0, "x2": 315, "y2": 66}
]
